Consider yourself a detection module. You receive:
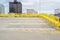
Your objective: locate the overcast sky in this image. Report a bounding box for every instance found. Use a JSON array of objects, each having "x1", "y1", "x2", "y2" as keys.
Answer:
[{"x1": 0, "y1": 0, "x2": 60, "y2": 14}]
